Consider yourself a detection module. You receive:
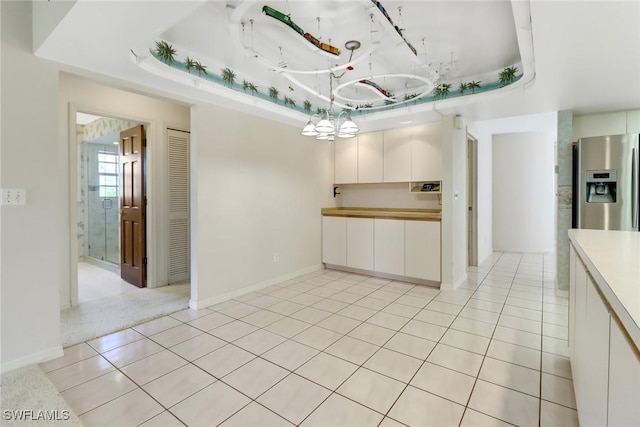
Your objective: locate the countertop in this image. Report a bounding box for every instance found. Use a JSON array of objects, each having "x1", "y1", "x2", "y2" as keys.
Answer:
[
  {"x1": 321, "y1": 207, "x2": 441, "y2": 221},
  {"x1": 568, "y1": 229, "x2": 640, "y2": 349}
]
